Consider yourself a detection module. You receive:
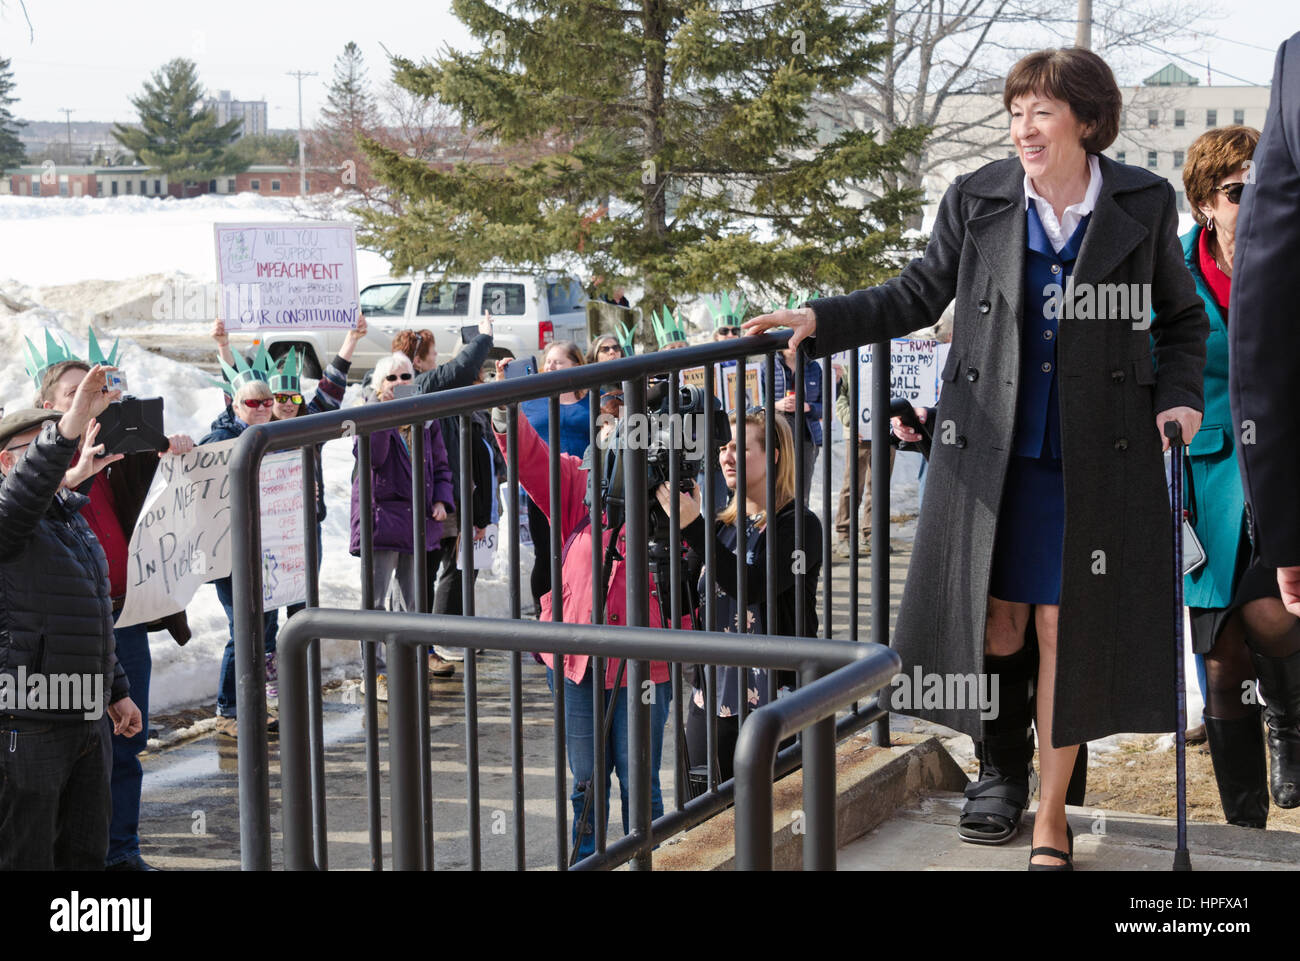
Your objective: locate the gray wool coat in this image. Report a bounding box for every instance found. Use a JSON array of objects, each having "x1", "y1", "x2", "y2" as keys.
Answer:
[{"x1": 805, "y1": 155, "x2": 1209, "y2": 746}]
